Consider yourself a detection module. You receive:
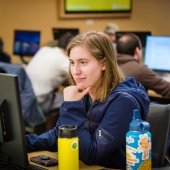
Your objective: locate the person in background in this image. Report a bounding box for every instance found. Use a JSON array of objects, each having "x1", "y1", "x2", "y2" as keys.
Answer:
[
  {"x1": 26, "y1": 31, "x2": 150, "y2": 169},
  {"x1": 0, "y1": 37, "x2": 11, "y2": 63},
  {"x1": 0, "y1": 62, "x2": 45, "y2": 127},
  {"x1": 116, "y1": 33, "x2": 170, "y2": 97},
  {"x1": 26, "y1": 32, "x2": 73, "y2": 114},
  {"x1": 104, "y1": 22, "x2": 119, "y2": 49}
]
